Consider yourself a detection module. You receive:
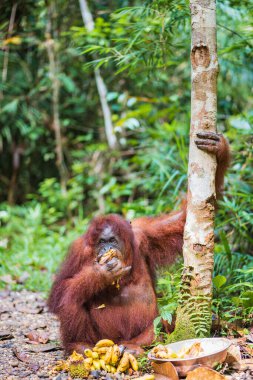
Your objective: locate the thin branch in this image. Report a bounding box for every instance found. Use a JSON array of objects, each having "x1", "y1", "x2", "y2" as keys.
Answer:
[{"x1": 218, "y1": 22, "x2": 253, "y2": 48}]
